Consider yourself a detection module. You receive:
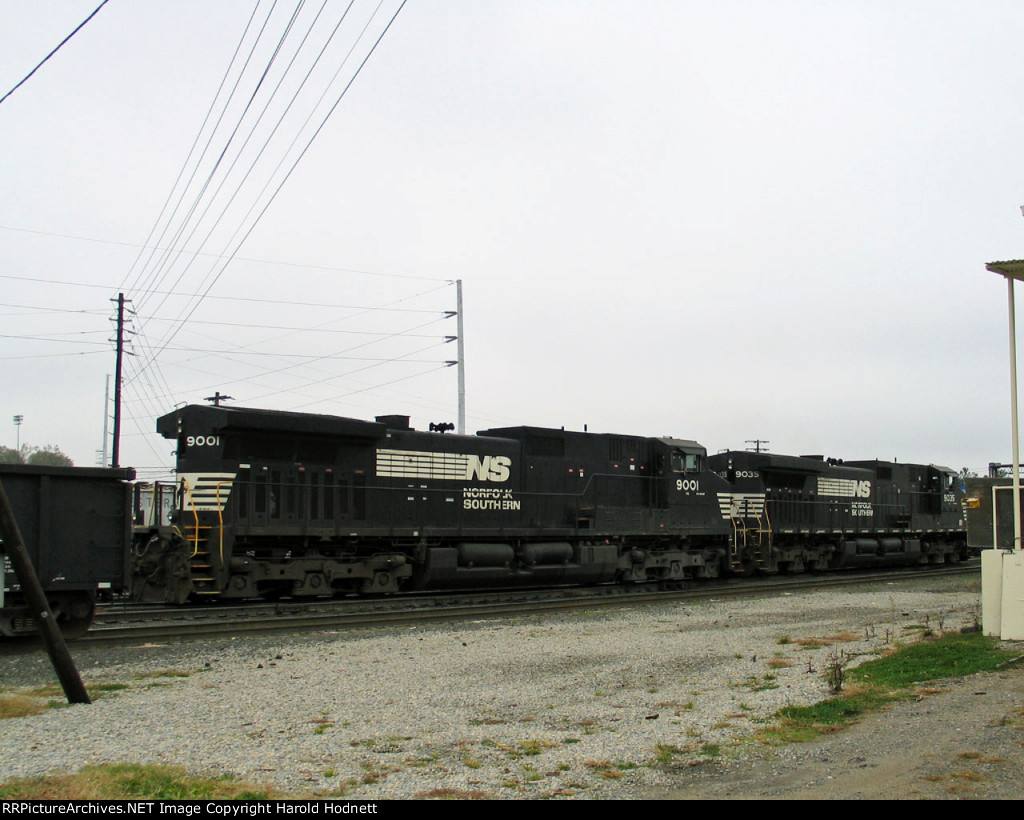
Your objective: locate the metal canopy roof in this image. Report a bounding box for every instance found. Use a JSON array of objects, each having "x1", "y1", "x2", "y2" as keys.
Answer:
[{"x1": 986, "y1": 259, "x2": 1024, "y2": 280}]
